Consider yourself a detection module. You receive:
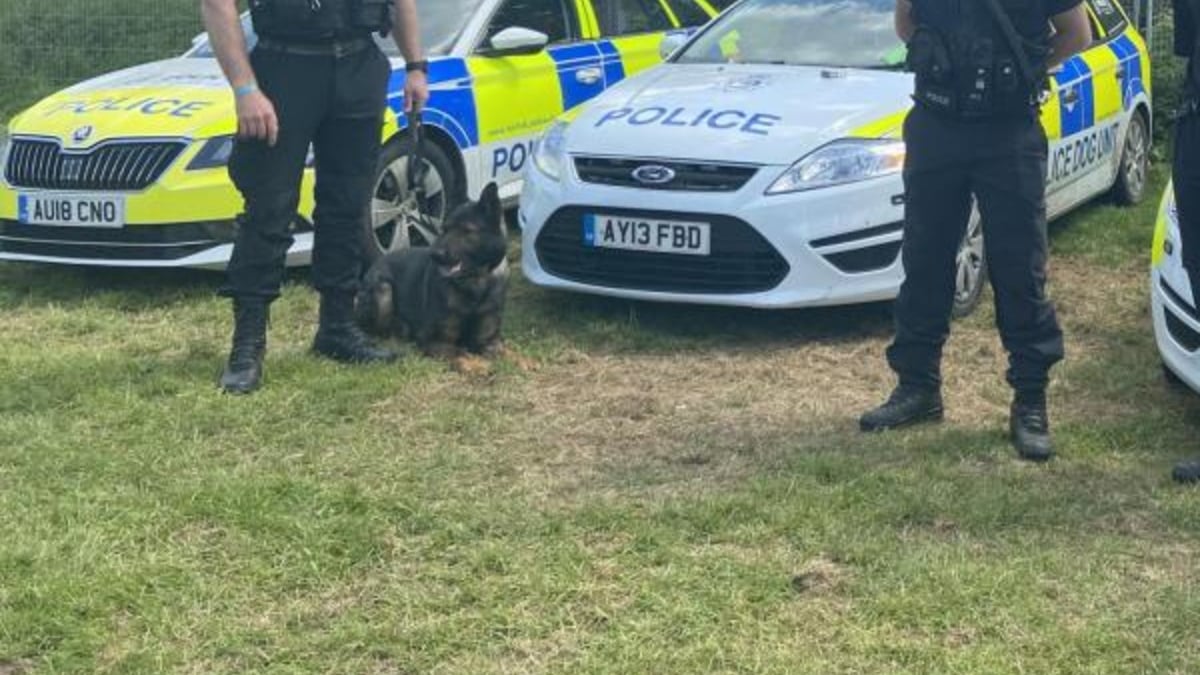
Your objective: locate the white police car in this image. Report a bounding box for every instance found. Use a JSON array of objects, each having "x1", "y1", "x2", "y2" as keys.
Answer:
[
  {"x1": 1150, "y1": 181, "x2": 1200, "y2": 392},
  {"x1": 520, "y1": 0, "x2": 1153, "y2": 312}
]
